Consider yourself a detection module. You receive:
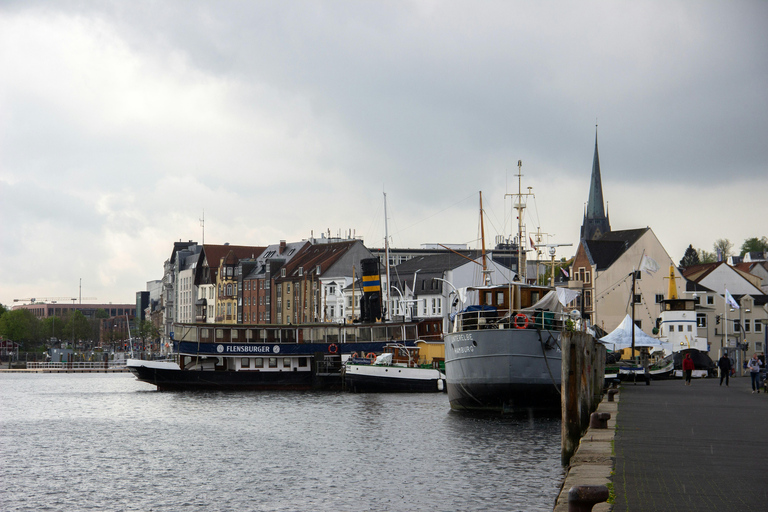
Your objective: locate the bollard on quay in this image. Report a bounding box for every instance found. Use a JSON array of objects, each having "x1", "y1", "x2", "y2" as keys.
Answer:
[
  {"x1": 589, "y1": 412, "x2": 610, "y2": 429},
  {"x1": 568, "y1": 485, "x2": 609, "y2": 512},
  {"x1": 607, "y1": 389, "x2": 618, "y2": 402}
]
